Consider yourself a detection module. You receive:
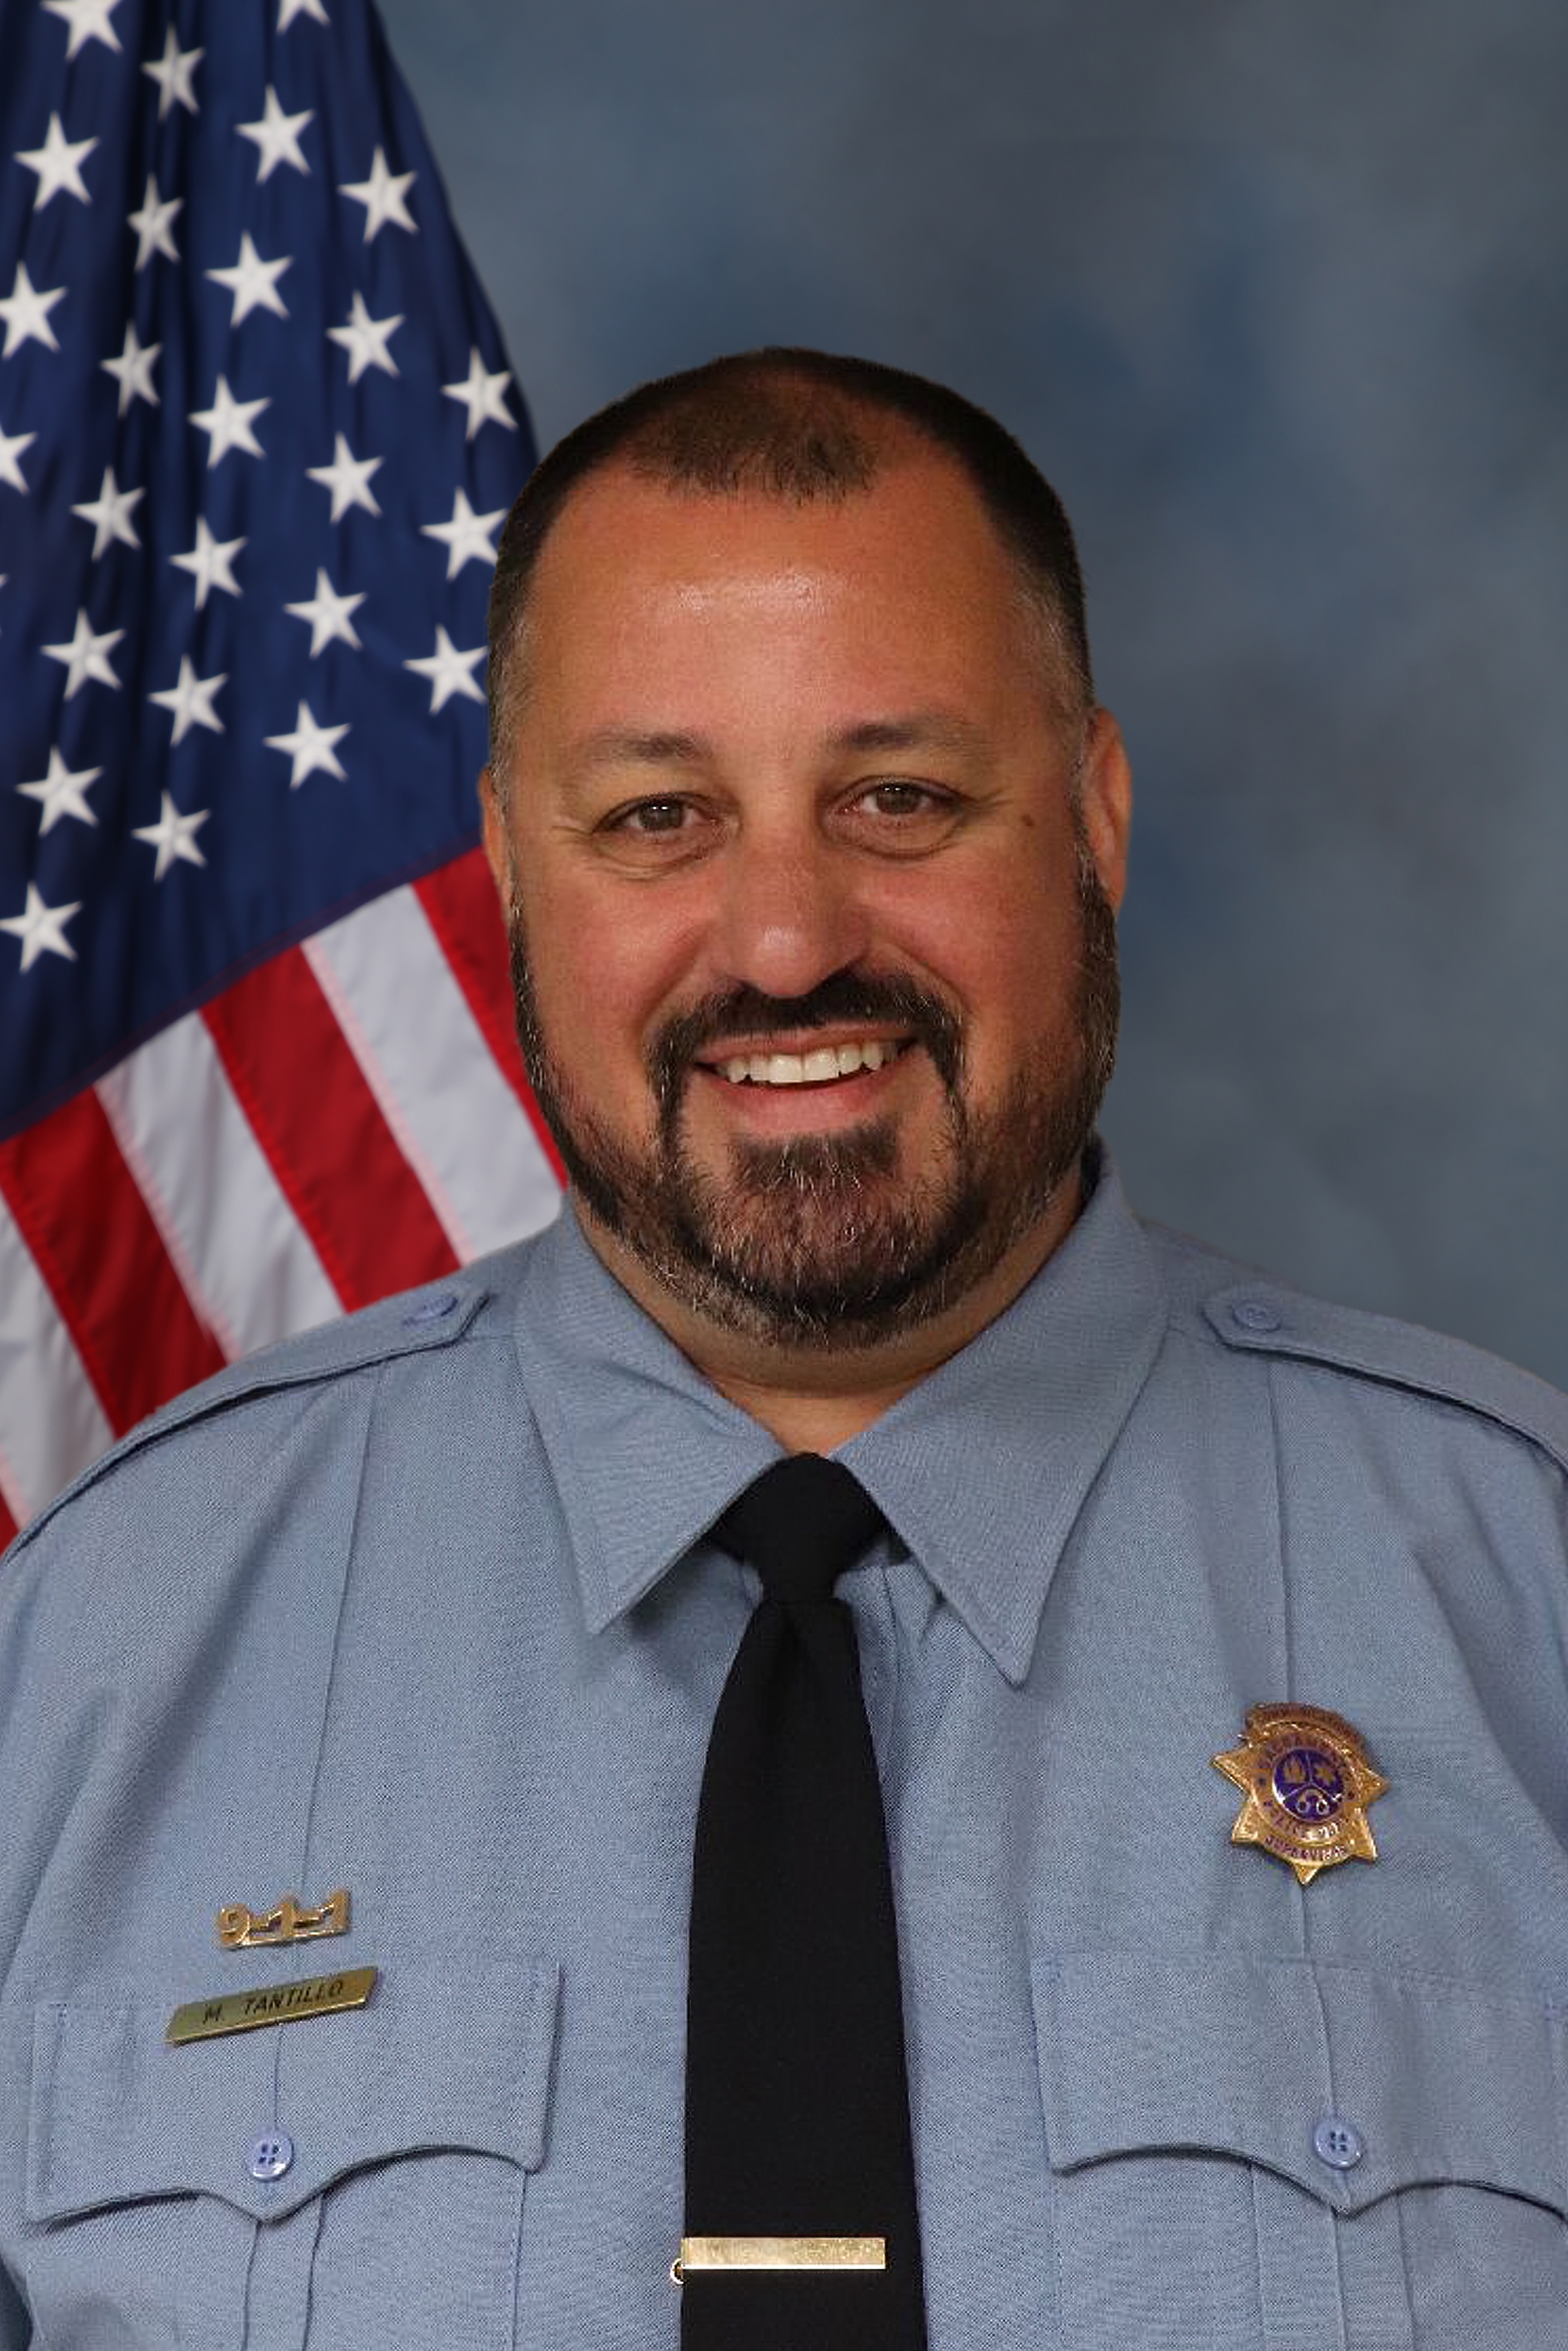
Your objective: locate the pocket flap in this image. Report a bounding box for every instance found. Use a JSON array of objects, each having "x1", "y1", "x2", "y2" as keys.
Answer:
[
  {"x1": 29, "y1": 1957, "x2": 560, "y2": 2224},
  {"x1": 1032, "y1": 1950, "x2": 1568, "y2": 2216}
]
